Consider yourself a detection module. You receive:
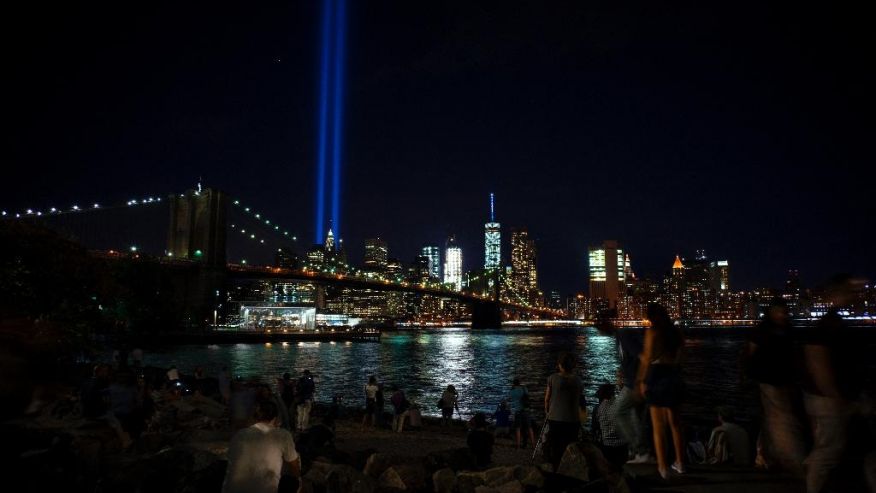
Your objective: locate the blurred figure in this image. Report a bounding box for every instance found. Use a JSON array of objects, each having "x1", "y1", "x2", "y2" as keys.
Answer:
[
  {"x1": 390, "y1": 385, "x2": 411, "y2": 433},
  {"x1": 596, "y1": 310, "x2": 651, "y2": 464},
  {"x1": 509, "y1": 378, "x2": 536, "y2": 448},
  {"x1": 131, "y1": 347, "x2": 144, "y2": 368},
  {"x1": 637, "y1": 303, "x2": 686, "y2": 479},
  {"x1": 363, "y1": 376, "x2": 379, "y2": 428},
  {"x1": 295, "y1": 370, "x2": 315, "y2": 432},
  {"x1": 544, "y1": 352, "x2": 583, "y2": 470},
  {"x1": 467, "y1": 412, "x2": 495, "y2": 470},
  {"x1": 493, "y1": 400, "x2": 511, "y2": 438},
  {"x1": 707, "y1": 406, "x2": 751, "y2": 466},
  {"x1": 440, "y1": 385, "x2": 459, "y2": 426},
  {"x1": 592, "y1": 383, "x2": 628, "y2": 470},
  {"x1": 801, "y1": 275, "x2": 866, "y2": 493},
  {"x1": 223, "y1": 399, "x2": 301, "y2": 493},
  {"x1": 218, "y1": 366, "x2": 232, "y2": 404},
  {"x1": 746, "y1": 297, "x2": 805, "y2": 472}
]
